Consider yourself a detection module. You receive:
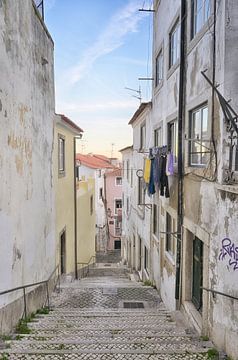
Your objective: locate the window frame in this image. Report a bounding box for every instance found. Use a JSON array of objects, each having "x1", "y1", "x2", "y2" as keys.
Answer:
[
  {"x1": 154, "y1": 127, "x2": 163, "y2": 147},
  {"x1": 155, "y1": 49, "x2": 163, "y2": 87},
  {"x1": 169, "y1": 19, "x2": 180, "y2": 68},
  {"x1": 115, "y1": 199, "x2": 122, "y2": 215},
  {"x1": 189, "y1": 103, "x2": 209, "y2": 167},
  {"x1": 115, "y1": 176, "x2": 122, "y2": 186},
  {"x1": 140, "y1": 123, "x2": 146, "y2": 150},
  {"x1": 138, "y1": 177, "x2": 145, "y2": 206},
  {"x1": 167, "y1": 119, "x2": 178, "y2": 163},
  {"x1": 191, "y1": 0, "x2": 211, "y2": 39},
  {"x1": 58, "y1": 134, "x2": 65, "y2": 176},
  {"x1": 165, "y1": 212, "x2": 176, "y2": 257}
]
